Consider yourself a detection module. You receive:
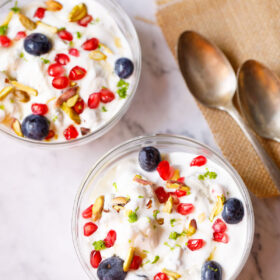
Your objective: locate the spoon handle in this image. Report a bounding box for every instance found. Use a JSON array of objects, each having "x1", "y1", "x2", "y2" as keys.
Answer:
[{"x1": 226, "y1": 104, "x2": 280, "y2": 191}]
